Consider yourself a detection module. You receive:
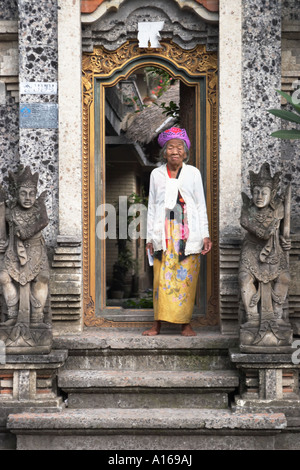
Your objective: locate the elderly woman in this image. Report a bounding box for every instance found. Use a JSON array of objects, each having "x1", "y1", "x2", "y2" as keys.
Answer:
[{"x1": 143, "y1": 127, "x2": 212, "y2": 336}]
